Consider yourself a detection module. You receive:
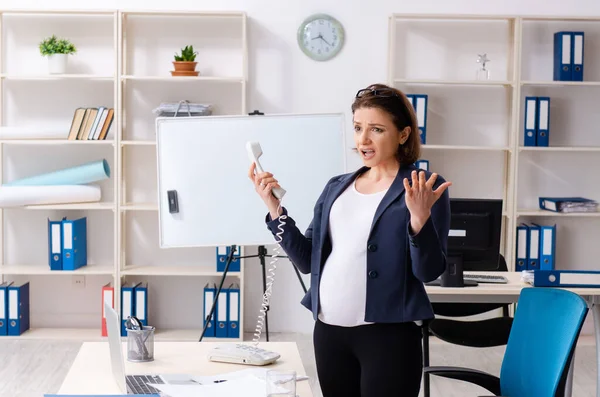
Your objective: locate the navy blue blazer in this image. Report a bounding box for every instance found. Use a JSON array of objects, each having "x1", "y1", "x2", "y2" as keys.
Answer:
[{"x1": 265, "y1": 163, "x2": 450, "y2": 323}]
